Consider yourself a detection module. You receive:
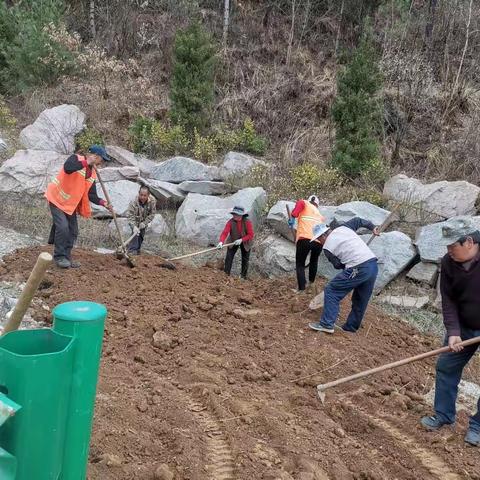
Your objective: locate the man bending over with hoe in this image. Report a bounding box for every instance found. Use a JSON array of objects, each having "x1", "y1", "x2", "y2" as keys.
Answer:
[
  {"x1": 421, "y1": 221, "x2": 480, "y2": 446},
  {"x1": 126, "y1": 186, "x2": 157, "y2": 255},
  {"x1": 46, "y1": 145, "x2": 113, "y2": 269},
  {"x1": 308, "y1": 218, "x2": 379, "y2": 334},
  {"x1": 217, "y1": 206, "x2": 254, "y2": 280}
]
